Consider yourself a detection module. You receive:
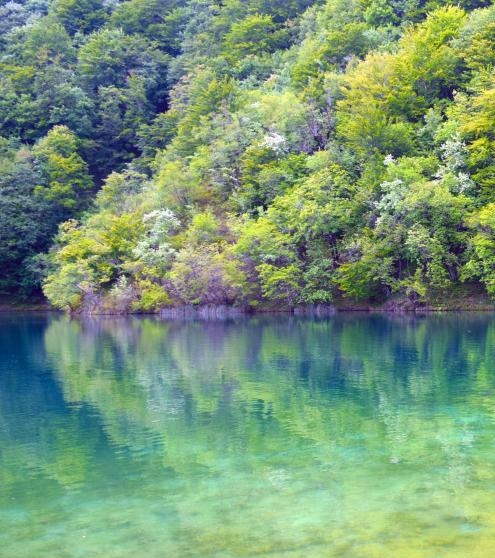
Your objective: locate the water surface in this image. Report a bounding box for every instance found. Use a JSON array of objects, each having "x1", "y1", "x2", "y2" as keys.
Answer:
[{"x1": 1, "y1": 313, "x2": 495, "y2": 557}]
